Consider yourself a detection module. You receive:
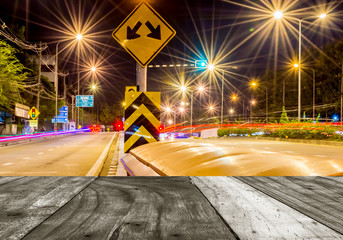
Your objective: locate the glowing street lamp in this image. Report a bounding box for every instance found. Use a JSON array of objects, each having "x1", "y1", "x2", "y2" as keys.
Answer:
[
  {"x1": 76, "y1": 33, "x2": 83, "y2": 41},
  {"x1": 231, "y1": 94, "x2": 238, "y2": 101},
  {"x1": 273, "y1": 11, "x2": 283, "y2": 20},
  {"x1": 319, "y1": 13, "x2": 327, "y2": 19},
  {"x1": 91, "y1": 66, "x2": 96, "y2": 72},
  {"x1": 249, "y1": 80, "x2": 258, "y2": 89},
  {"x1": 180, "y1": 85, "x2": 187, "y2": 92},
  {"x1": 293, "y1": 63, "x2": 299, "y2": 68},
  {"x1": 207, "y1": 64, "x2": 215, "y2": 71}
]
